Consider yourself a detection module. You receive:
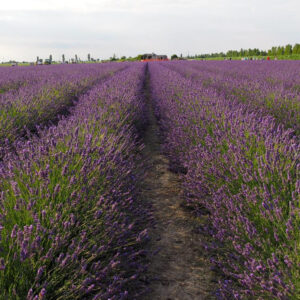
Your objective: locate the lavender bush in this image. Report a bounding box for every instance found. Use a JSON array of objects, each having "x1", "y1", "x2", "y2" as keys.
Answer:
[
  {"x1": 149, "y1": 62, "x2": 299, "y2": 299},
  {"x1": 0, "y1": 63, "x2": 127, "y2": 152},
  {"x1": 0, "y1": 60, "x2": 298, "y2": 299},
  {"x1": 0, "y1": 63, "x2": 149, "y2": 299},
  {"x1": 163, "y1": 60, "x2": 300, "y2": 134},
  {"x1": 0, "y1": 66, "x2": 46, "y2": 94}
]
